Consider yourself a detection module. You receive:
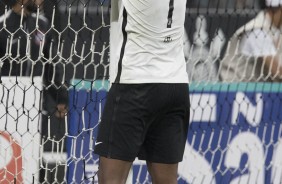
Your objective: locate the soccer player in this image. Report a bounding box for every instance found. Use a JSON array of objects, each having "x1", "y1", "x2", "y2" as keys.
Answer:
[
  {"x1": 219, "y1": 0, "x2": 282, "y2": 82},
  {"x1": 94, "y1": 0, "x2": 190, "y2": 183}
]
